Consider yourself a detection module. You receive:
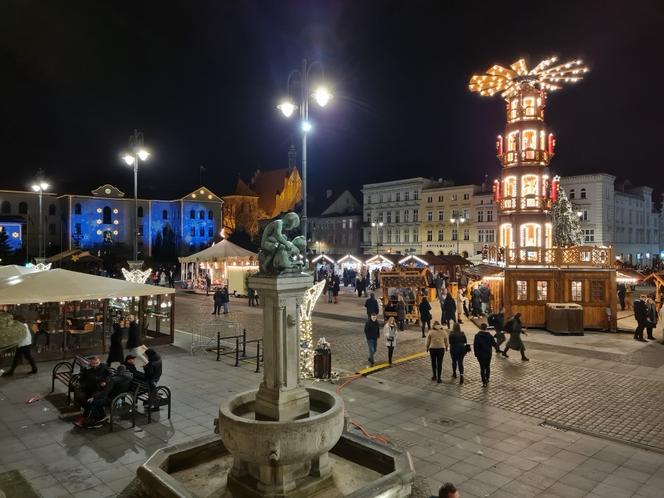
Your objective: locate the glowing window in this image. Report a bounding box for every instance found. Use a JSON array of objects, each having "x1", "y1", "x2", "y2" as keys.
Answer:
[
  {"x1": 500, "y1": 223, "x2": 513, "y2": 248},
  {"x1": 509, "y1": 99, "x2": 519, "y2": 120},
  {"x1": 523, "y1": 97, "x2": 536, "y2": 116},
  {"x1": 516, "y1": 280, "x2": 528, "y2": 300},
  {"x1": 591, "y1": 280, "x2": 604, "y2": 302},
  {"x1": 545, "y1": 223, "x2": 553, "y2": 249},
  {"x1": 520, "y1": 223, "x2": 541, "y2": 247},
  {"x1": 536, "y1": 281, "x2": 548, "y2": 301},
  {"x1": 571, "y1": 281, "x2": 583, "y2": 301},
  {"x1": 522, "y1": 129, "x2": 537, "y2": 149},
  {"x1": 504, "y1": 177, "x2": 517, "y2": 197},
  {"x1": 521, "y1": 175, "x2": 539, "y2": 196},
  {"x1": 539, "y1": 130, "x2": 546, "y2": 150},
  {"x1": 507, "y1": 132, "x2": 518, "y2": 151}
]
